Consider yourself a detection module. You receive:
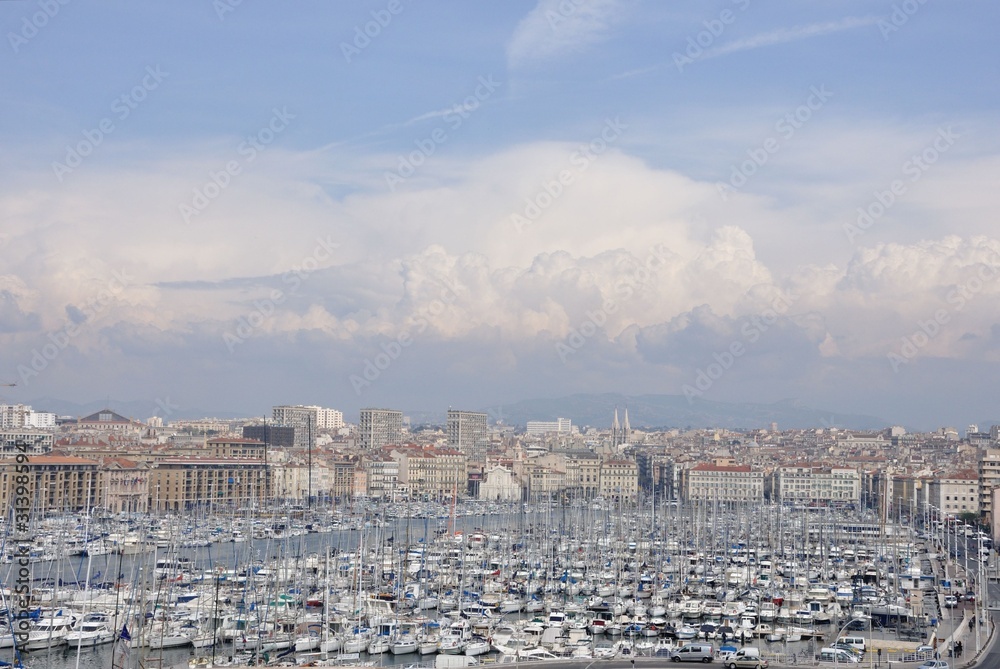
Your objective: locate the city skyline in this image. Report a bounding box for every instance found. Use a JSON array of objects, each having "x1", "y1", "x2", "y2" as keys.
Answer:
[{"x1": 3, "y1": 3, "x2": 1000, "y2": 429}]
